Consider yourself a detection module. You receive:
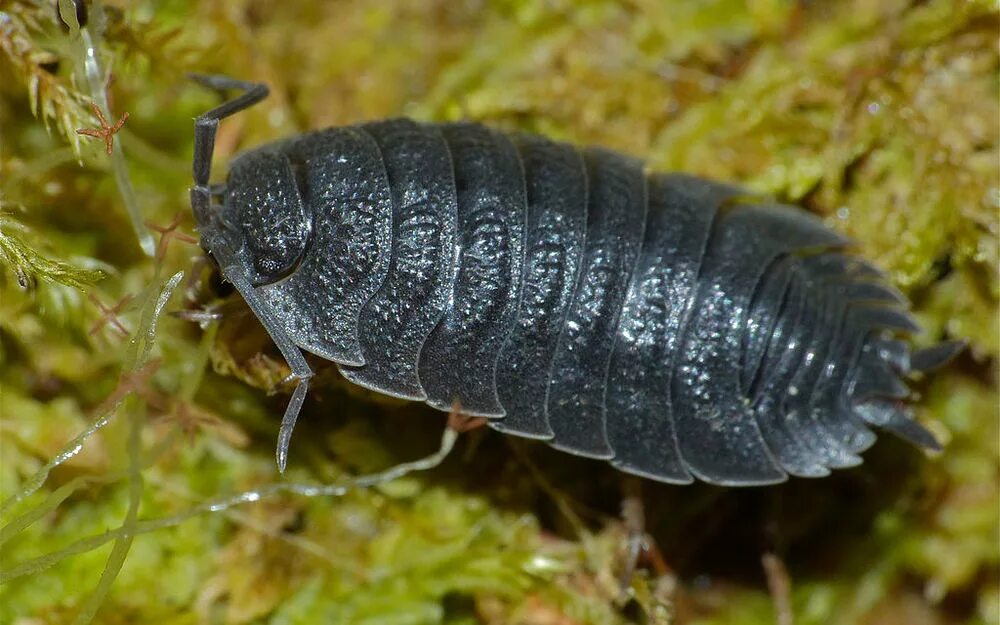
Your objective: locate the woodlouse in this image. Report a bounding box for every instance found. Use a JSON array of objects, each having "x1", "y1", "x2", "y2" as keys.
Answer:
[{"x1": 190, "y1": 75, "x2": 962, "y2": 487}]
